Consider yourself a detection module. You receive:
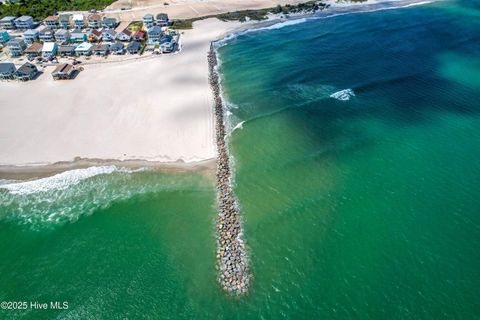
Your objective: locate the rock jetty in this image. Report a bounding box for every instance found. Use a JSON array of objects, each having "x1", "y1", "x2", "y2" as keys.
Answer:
[{"x1": 208, "y1": 44, "x2": 250, "y2": 295}]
